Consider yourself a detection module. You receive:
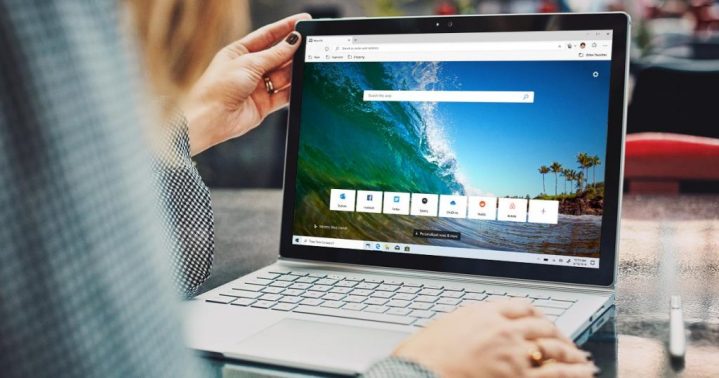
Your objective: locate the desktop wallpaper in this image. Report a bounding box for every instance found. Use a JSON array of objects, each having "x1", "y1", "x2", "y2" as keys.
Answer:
[{"x1": 293, "y1": 59, "x2": 611, "y2": 257}]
